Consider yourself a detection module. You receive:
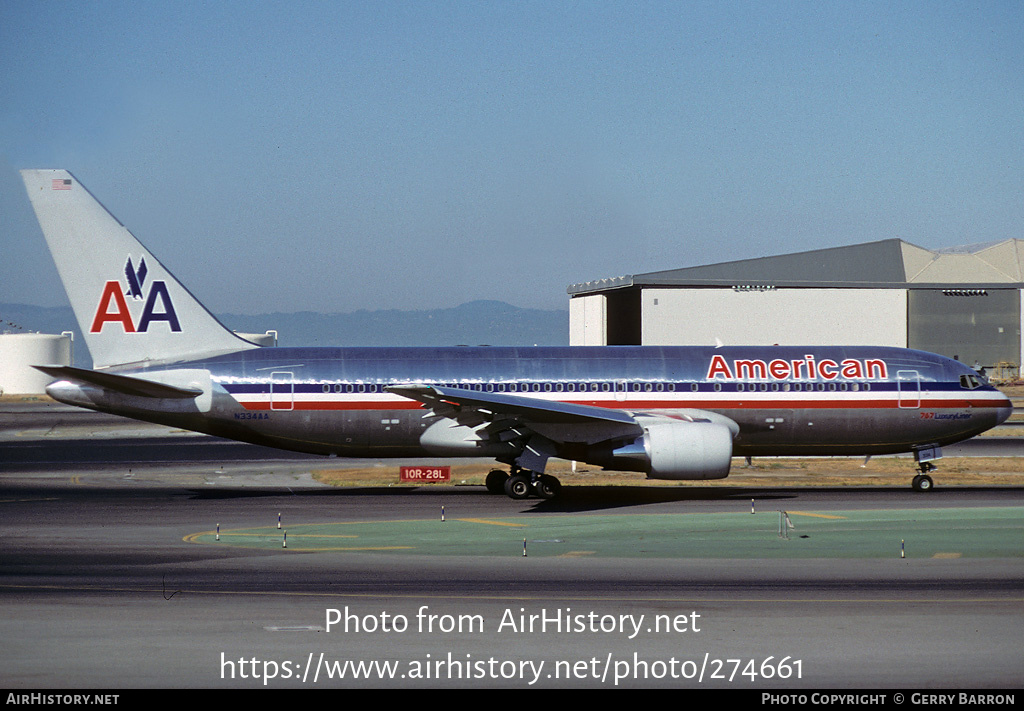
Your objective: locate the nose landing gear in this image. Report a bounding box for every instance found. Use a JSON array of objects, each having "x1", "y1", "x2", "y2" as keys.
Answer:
[
  {"x1": 911, "y1": 445, "x2": 940, "y2": 492},
  {"x1": 911, "y1": 461, "x2": 936, "y2": 492}
]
